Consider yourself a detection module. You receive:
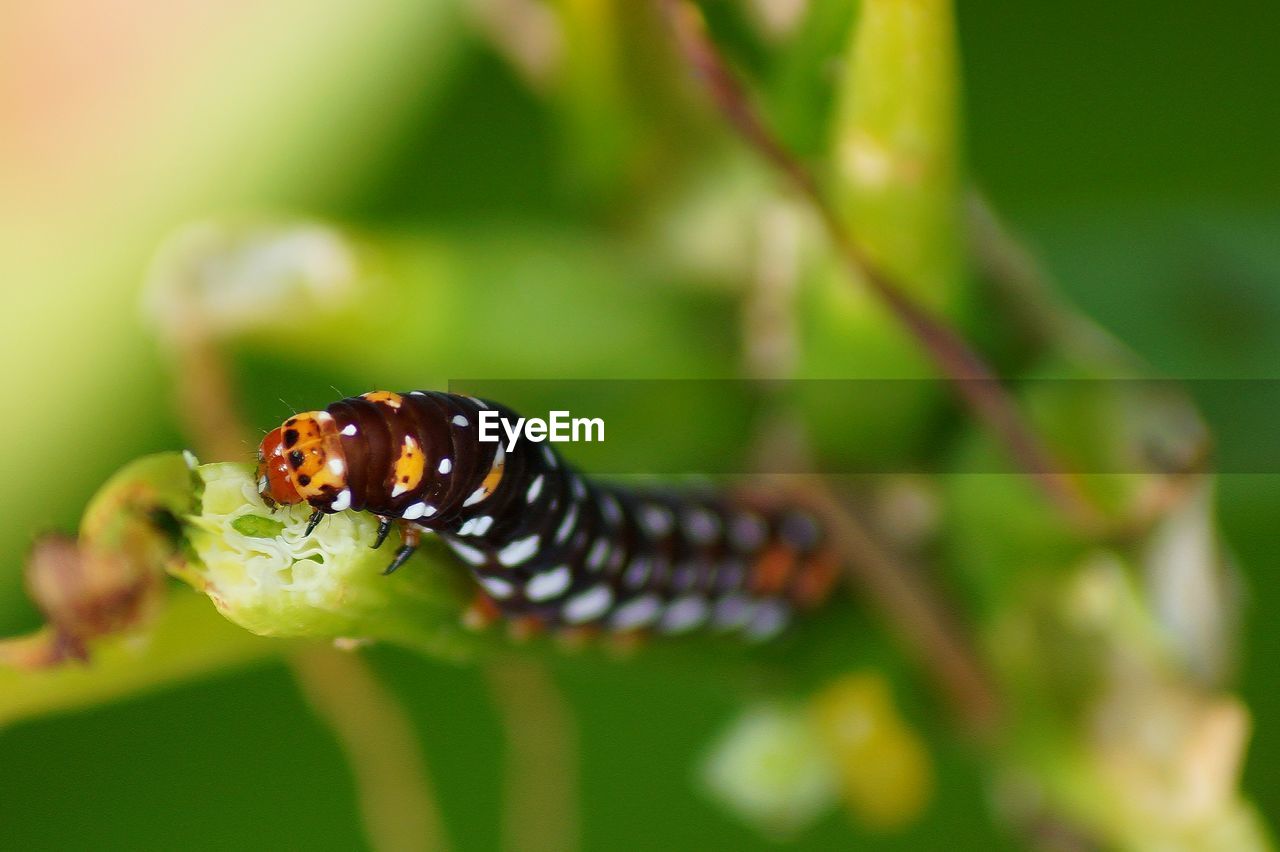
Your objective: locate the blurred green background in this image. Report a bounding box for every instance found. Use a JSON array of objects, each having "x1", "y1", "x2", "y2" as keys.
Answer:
[{"x1": 2, "y1": 1, "x2": 1278, "y2": 848}]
